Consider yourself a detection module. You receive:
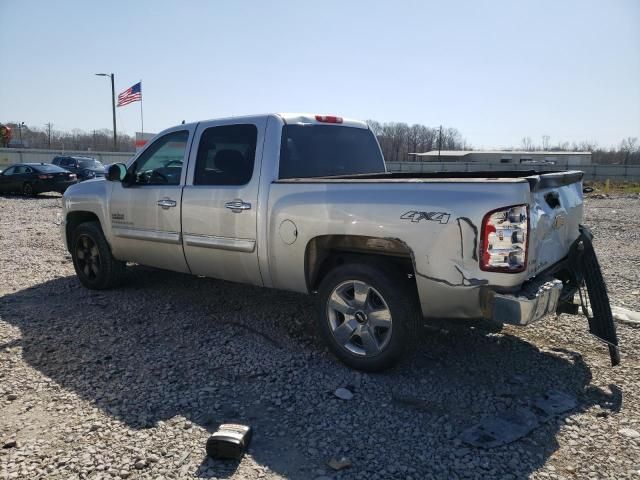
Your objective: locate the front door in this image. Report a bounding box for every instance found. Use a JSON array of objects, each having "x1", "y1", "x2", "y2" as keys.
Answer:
[
  {"x1": 0, "y1": 166, "x2": 17, "y2": 192},
  {"x1": 108, "y1": 127, "x2": 194, "y2": 273},
  {"x1": 181, "y1": 118, "x2": 265, "y2": 285}
]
